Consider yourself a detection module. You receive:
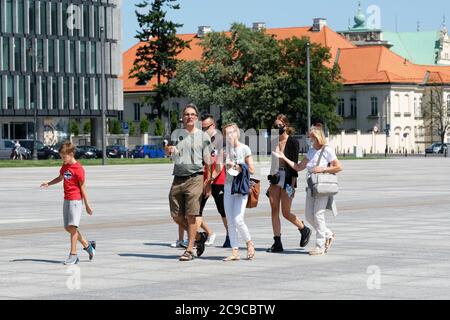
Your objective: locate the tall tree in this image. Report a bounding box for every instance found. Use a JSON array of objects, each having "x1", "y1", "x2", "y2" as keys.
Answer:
[
  {"x1": 174, "y1": 23, "x2": 342, "y2": 132},
  {"x1": 130, "y1": 0, "x2": 190, "y2": 119},
  {"x1": 422, "y1": 86, "x2": 450, "y2": 146}
]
